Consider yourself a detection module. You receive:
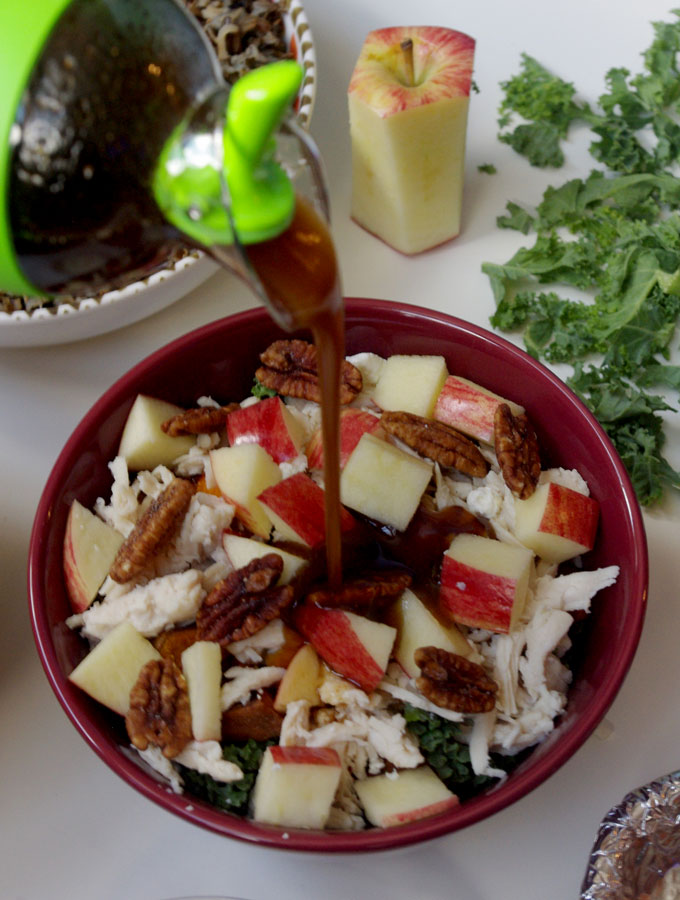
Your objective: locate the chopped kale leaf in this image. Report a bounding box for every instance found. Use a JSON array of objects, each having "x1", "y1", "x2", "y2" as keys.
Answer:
[
  {"x1": 177, "y1": 738, "x2": 274, "y2": 816},
  {"x1": 484, "y1": 12, "x2": 680, "y2": 505}
]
